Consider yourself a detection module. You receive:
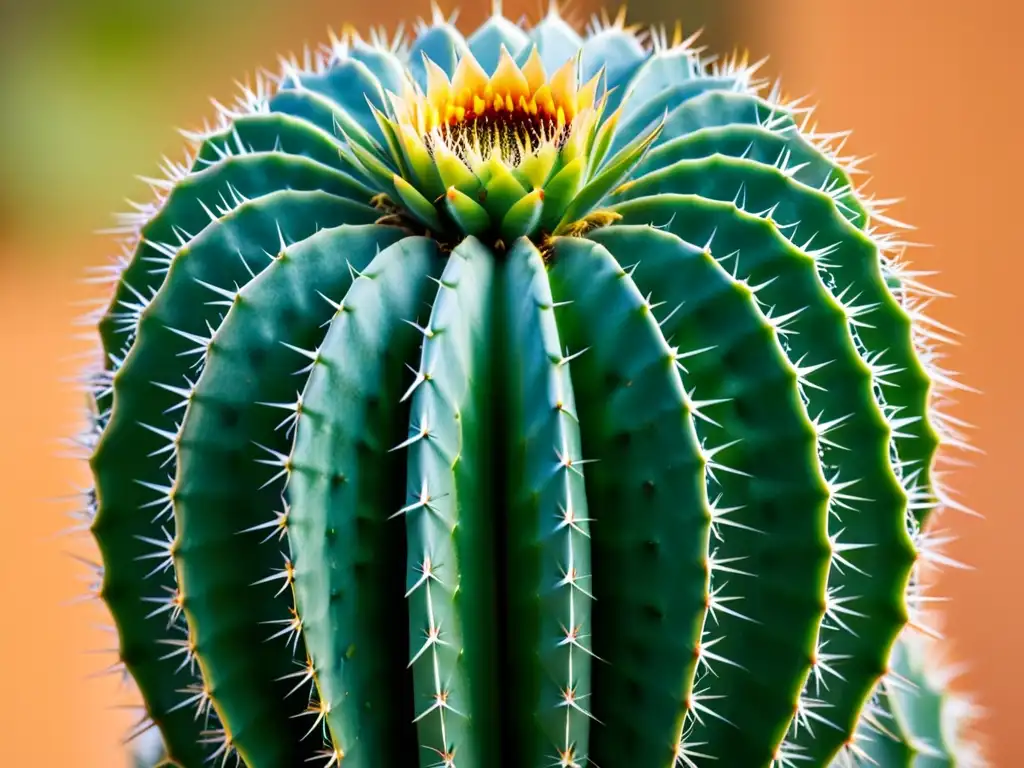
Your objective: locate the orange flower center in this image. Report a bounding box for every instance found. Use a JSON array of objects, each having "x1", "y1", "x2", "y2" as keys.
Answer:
[
  {"x1": 440, "y1": 109, "x2": 569, "y2": 166},
  {"x1": 392, "y1": 46, "x2": 599, "y2": 165}
]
